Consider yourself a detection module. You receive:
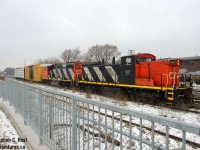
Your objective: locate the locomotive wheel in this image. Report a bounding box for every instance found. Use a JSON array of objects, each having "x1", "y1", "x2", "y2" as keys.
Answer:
[{"x1": 128, "y1": 90, "x2": 162, "y2": 105}]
